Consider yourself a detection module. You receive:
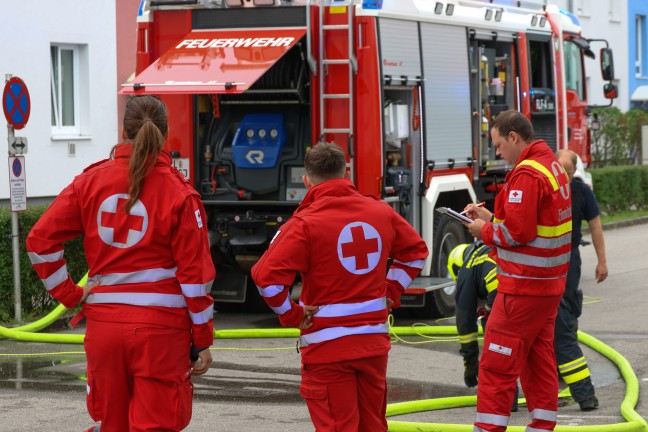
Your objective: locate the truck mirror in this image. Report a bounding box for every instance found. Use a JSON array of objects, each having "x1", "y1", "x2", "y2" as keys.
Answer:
[
  {"x1": 603, "y1": 82, "x2": 618, "y2": 100},
  {"x1": 600, "y1": 48, "x2": 615, "y2": 81}
]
